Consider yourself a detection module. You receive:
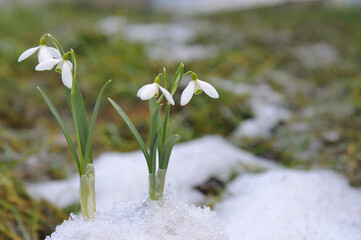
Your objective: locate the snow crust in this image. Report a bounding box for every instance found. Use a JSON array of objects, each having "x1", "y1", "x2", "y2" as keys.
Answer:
[
  {"x1": 26, "y1": 135, "x2": 274, "y2": 211},
  {"x1": 215, "y1": 169, "x2": 361, "y2": 240},
  {"x1": 46, "y1": 189, "x2": 229, "y2": 240}
]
